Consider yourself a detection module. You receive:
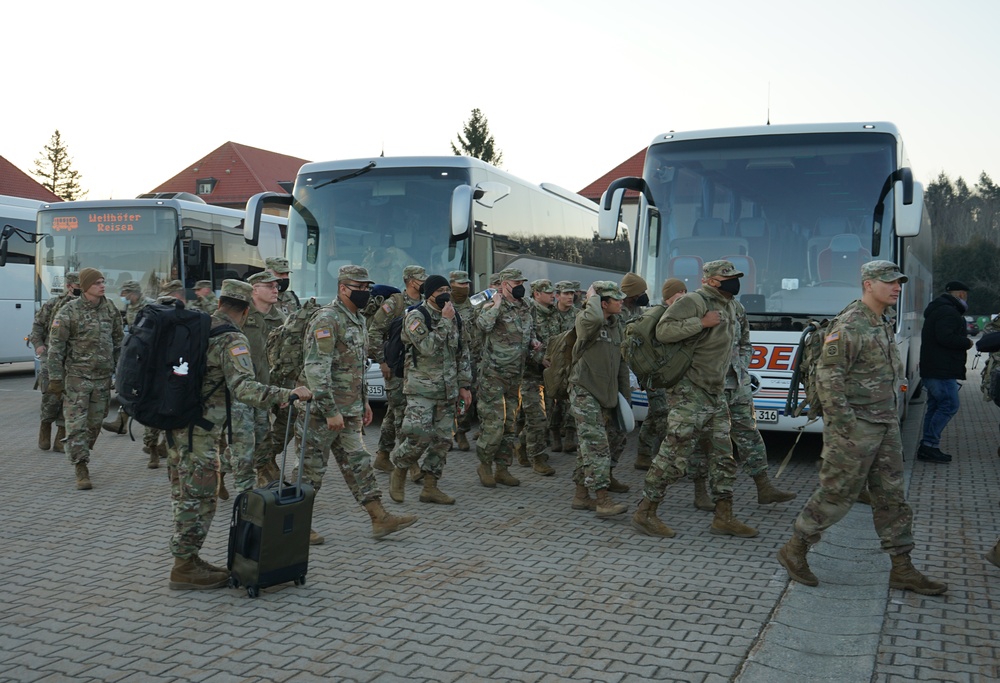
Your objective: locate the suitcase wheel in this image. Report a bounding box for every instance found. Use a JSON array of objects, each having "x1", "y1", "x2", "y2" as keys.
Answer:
[
  {"x1": 228, "y1": 576, "x2": 239, "y2": 589},
  {"x1": 294, "y1": 575, "x2": 306, "y2": 587},
  {"x1": 247, "y1": 585, "x2": 260, "y2": 598}
]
